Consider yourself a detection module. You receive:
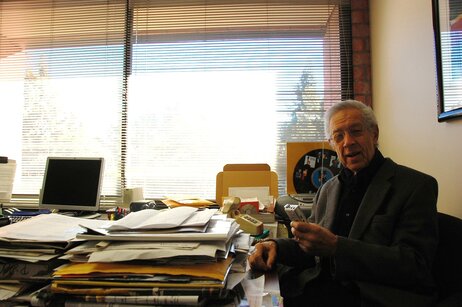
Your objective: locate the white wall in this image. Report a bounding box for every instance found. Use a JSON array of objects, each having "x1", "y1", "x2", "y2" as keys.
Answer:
[{"x1": 370, "y1": 0, "x2": 462, "y2": 217}]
